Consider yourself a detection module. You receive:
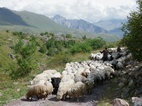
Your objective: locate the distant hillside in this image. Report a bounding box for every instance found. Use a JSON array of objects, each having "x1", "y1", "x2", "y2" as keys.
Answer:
[
  {"x1": 0, "y1": 7, "x2": 28, "y2": 26},
  {"x1": 94, "y1": 19, "x2": 127, "y2": 31},
  {"x1": 109, "y1": 28, "x2": 124, "y2": 37},
  {"x1": 52, "y1": 15, "x2": 108, "y2": 34},
  {"x1": 0, "y1": 8, "x2": 121, "y2": 41}
]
